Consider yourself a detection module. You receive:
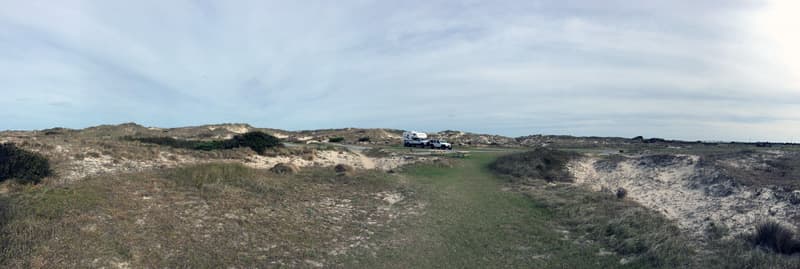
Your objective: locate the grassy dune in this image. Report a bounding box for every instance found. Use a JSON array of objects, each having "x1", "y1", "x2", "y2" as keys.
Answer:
[{"x1": 2, "y1": 151, "x2": 798, "y2": 268}]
